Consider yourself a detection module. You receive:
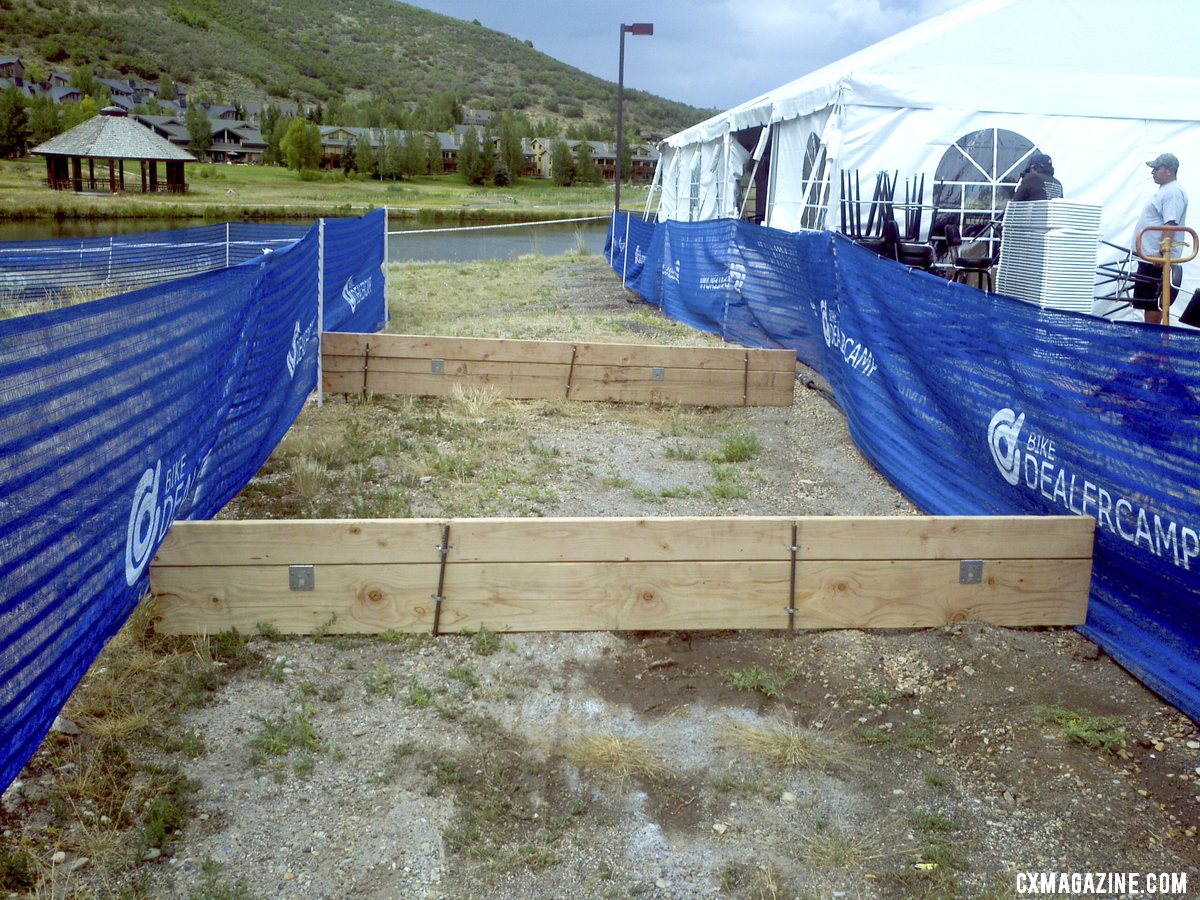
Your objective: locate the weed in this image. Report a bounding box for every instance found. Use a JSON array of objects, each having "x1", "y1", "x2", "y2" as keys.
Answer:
[
  {"x1": 562, "y1": 732, "x2": 673, "y2": 782},
  {"x1": 310, "y1": 614, "x2": 338, "y2": 641},
  {"x1": 254, "y1": 622, "x2": 283, "y2": 641},
  {"x1": 662, "y1": 442, "x2": 699, "y2": 461},
  {"x1": 291, "y1": 457, "x2": 331, "y2": 503},
  {"x1": 1039, "y1": 705, "x2": 1126, "y2": 753},
  {"x1": 856, "y1": 725, "x2": 892, "y2": 746},
  {"x1": 407, "y1": 679, "x2": 434, "y2": 708},
  {"x1": 136, "y1": 771, "x2": 198, "y2": 857},
  {"x1": 449, "y1": 383, "x2": 501, "y2": 418},
  {"x1": 865, "y1": 684, "x2": 901, "y2": 706},
  {"x1": 722, "y1": 665, "x2": 792, "y2": 700},
  {"x1": 471, "y1": 625, "x2": 501, "y2": 656},
  {"x1": 365, "y1": 662, "x2": 397, "y2": 696},
  {"x1": 911, "y1": 810, "x2": 960, "y2": 835},
  {"x1": 448, "y1": 664, "x2": 480, "y2": 689},
  {"x1": 905, "y1": 713, "x2": 941, "y2": 750},
  {"x1": 923, "y1": 767, "x2": 948, "y2": 788},
  {"x1": 721, "y1": 720, "x2": 845, "y2": 770},
  {"x1": 189, "y1": 856, "x2": 260, "y2": 898},
  {"x1": 0, "y1": 845, "x2": 36, "y2": 892},
  {"x1": 249, "y1": 708, "x2": 322, "y2": 762},
  {"x1": 707, "y1": 464, "x2": 748, "y2": 500},
  {"x1": 800, "y1": 827, "x2": 873, "y2": 868},
  {"x1": 602, "y1": 472, "x2": 635, "y2": 490},
  {"x1": 709, "y1": 427, "x2": 761, "y2": 463}
]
